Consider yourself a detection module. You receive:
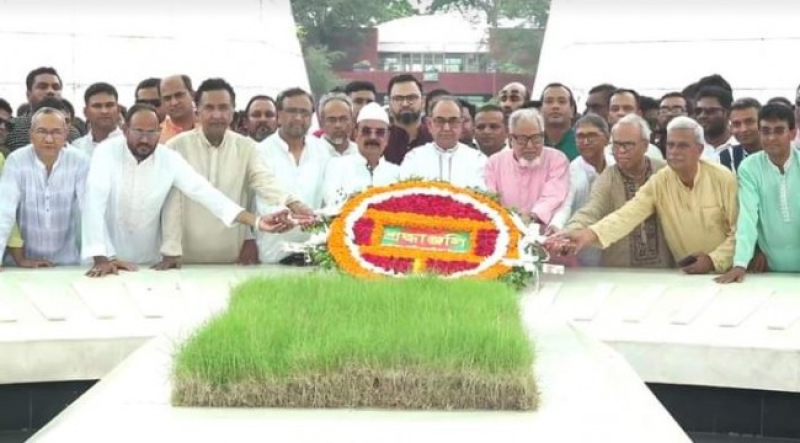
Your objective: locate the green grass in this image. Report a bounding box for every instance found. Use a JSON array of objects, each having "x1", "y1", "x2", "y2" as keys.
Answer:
[{"x1": 172, "y1": 274, "x2": 537, "y2": 410}]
